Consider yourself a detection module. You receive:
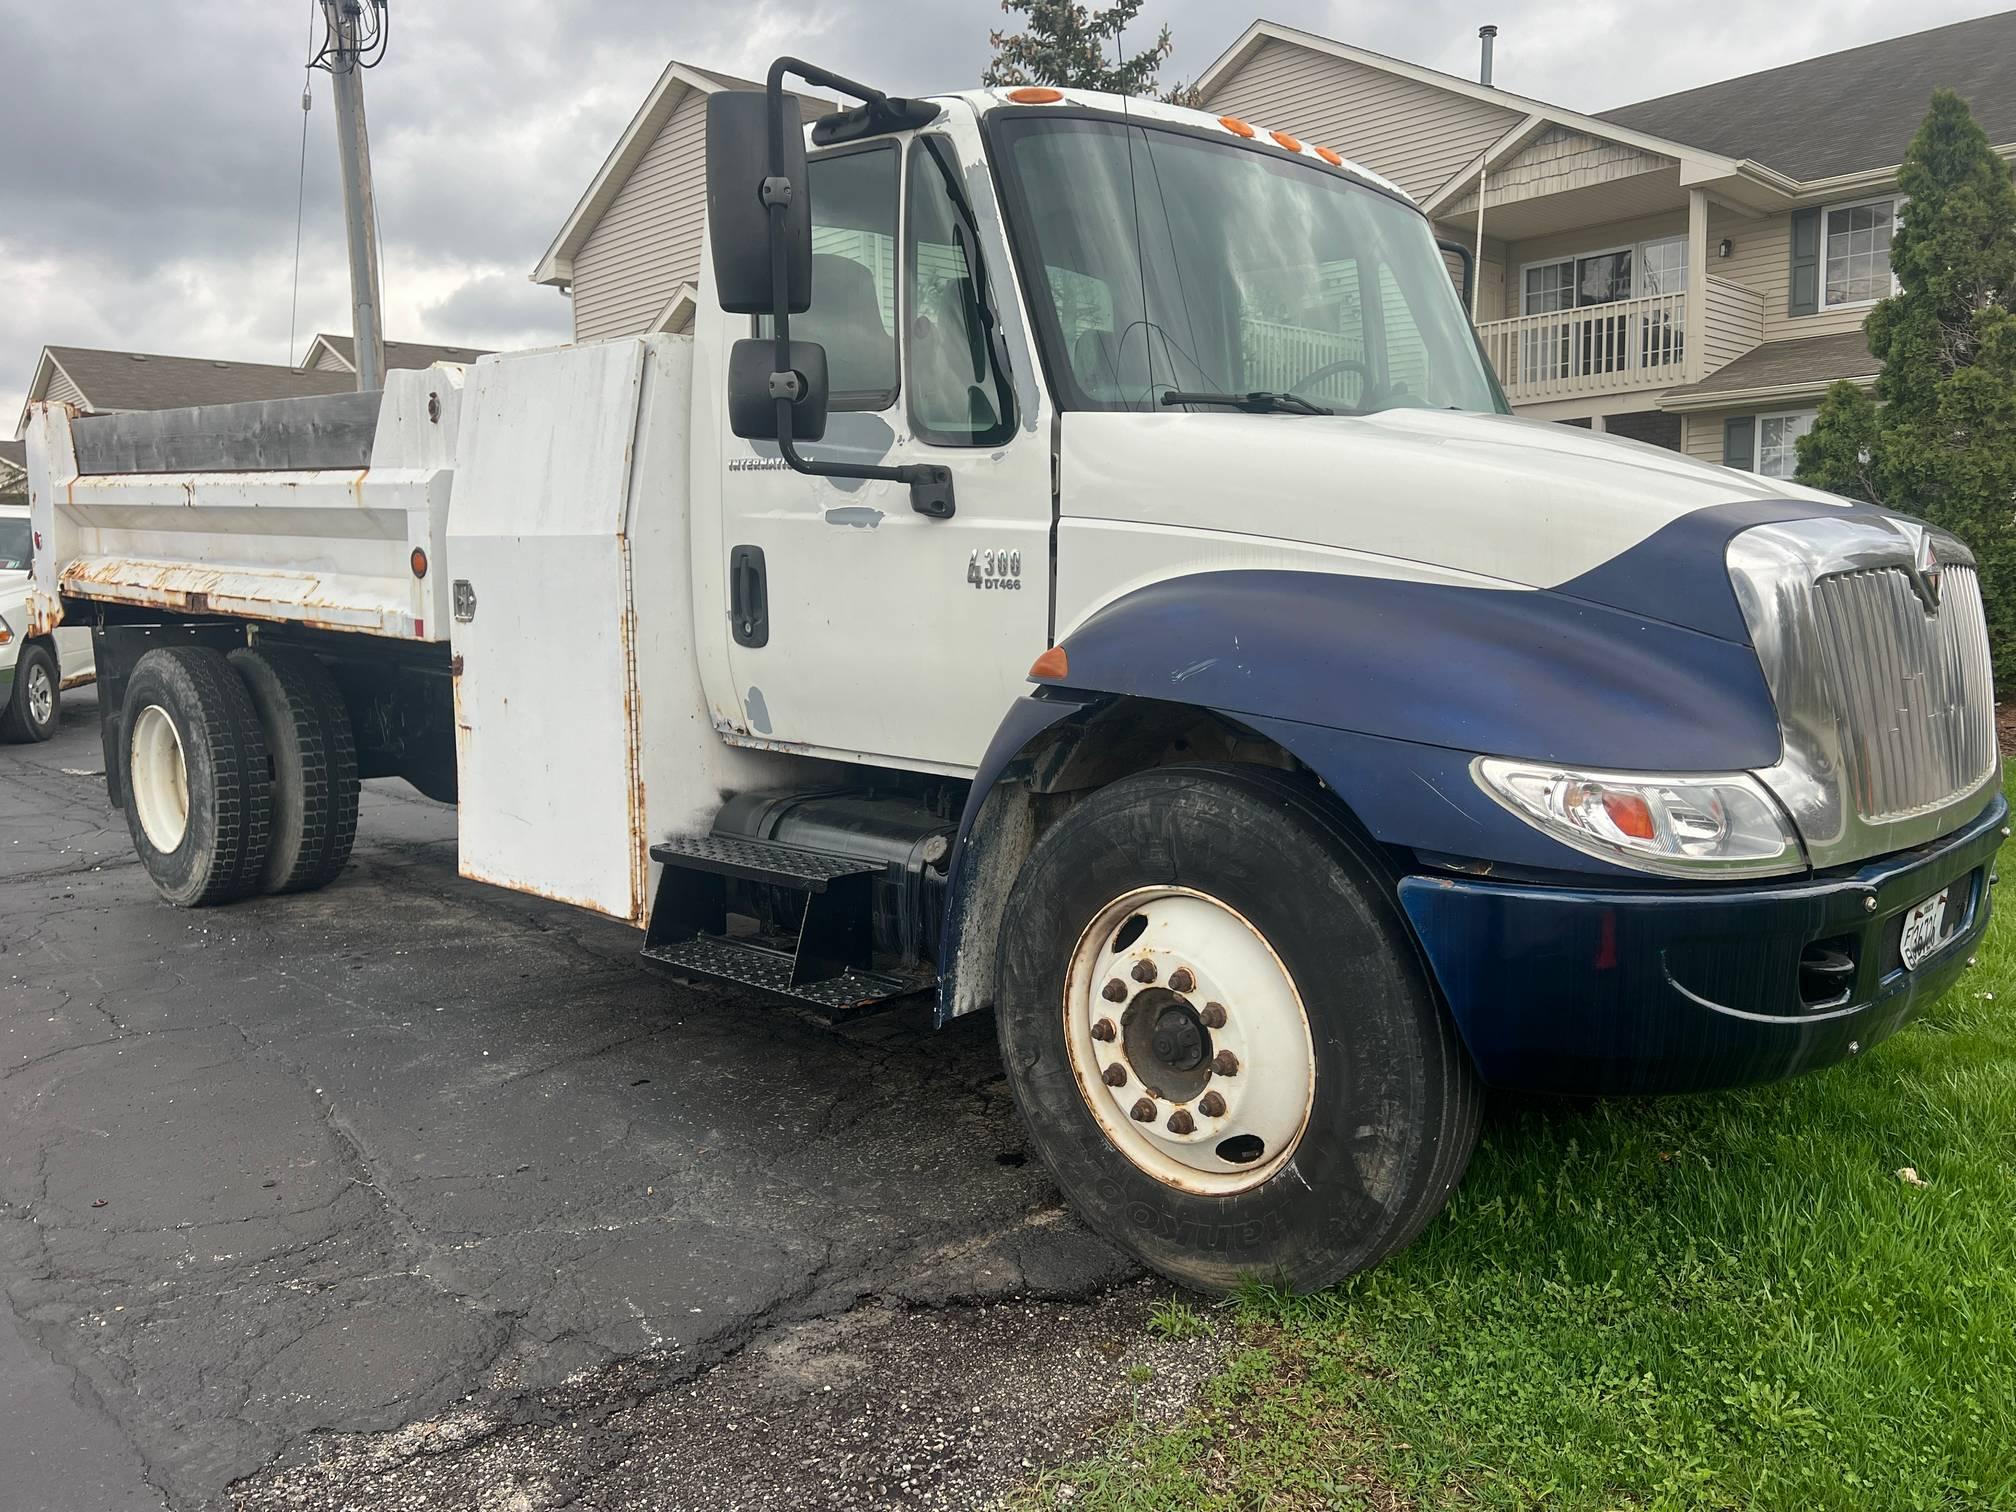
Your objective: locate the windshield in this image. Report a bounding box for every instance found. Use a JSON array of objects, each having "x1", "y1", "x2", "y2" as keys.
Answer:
[
  {"x1": 992, "y1": 115, "x2": 1504, "y2": 417},
  {"x1": 0, "y1": 516, "x2": 29, "y2": 573}
]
